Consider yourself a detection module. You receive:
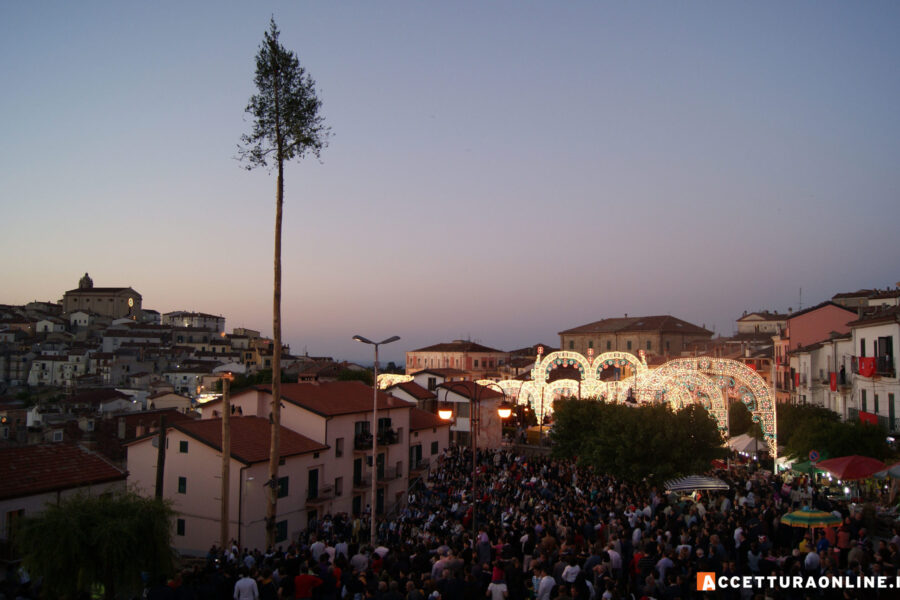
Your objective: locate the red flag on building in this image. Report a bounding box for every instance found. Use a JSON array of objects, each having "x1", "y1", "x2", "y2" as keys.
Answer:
[
  {"x1": 859, "y1": 411, "x2": 879, "y2": 425},
  {"x1": 794, "y1": 372, "x2": 800, "y2": 387},
  {"x1": 829, "y1": 372, "x2": 837, "y2": 391},
  {"x1": 858, "y1": 357, "x2": 876, "y2": 378}
]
